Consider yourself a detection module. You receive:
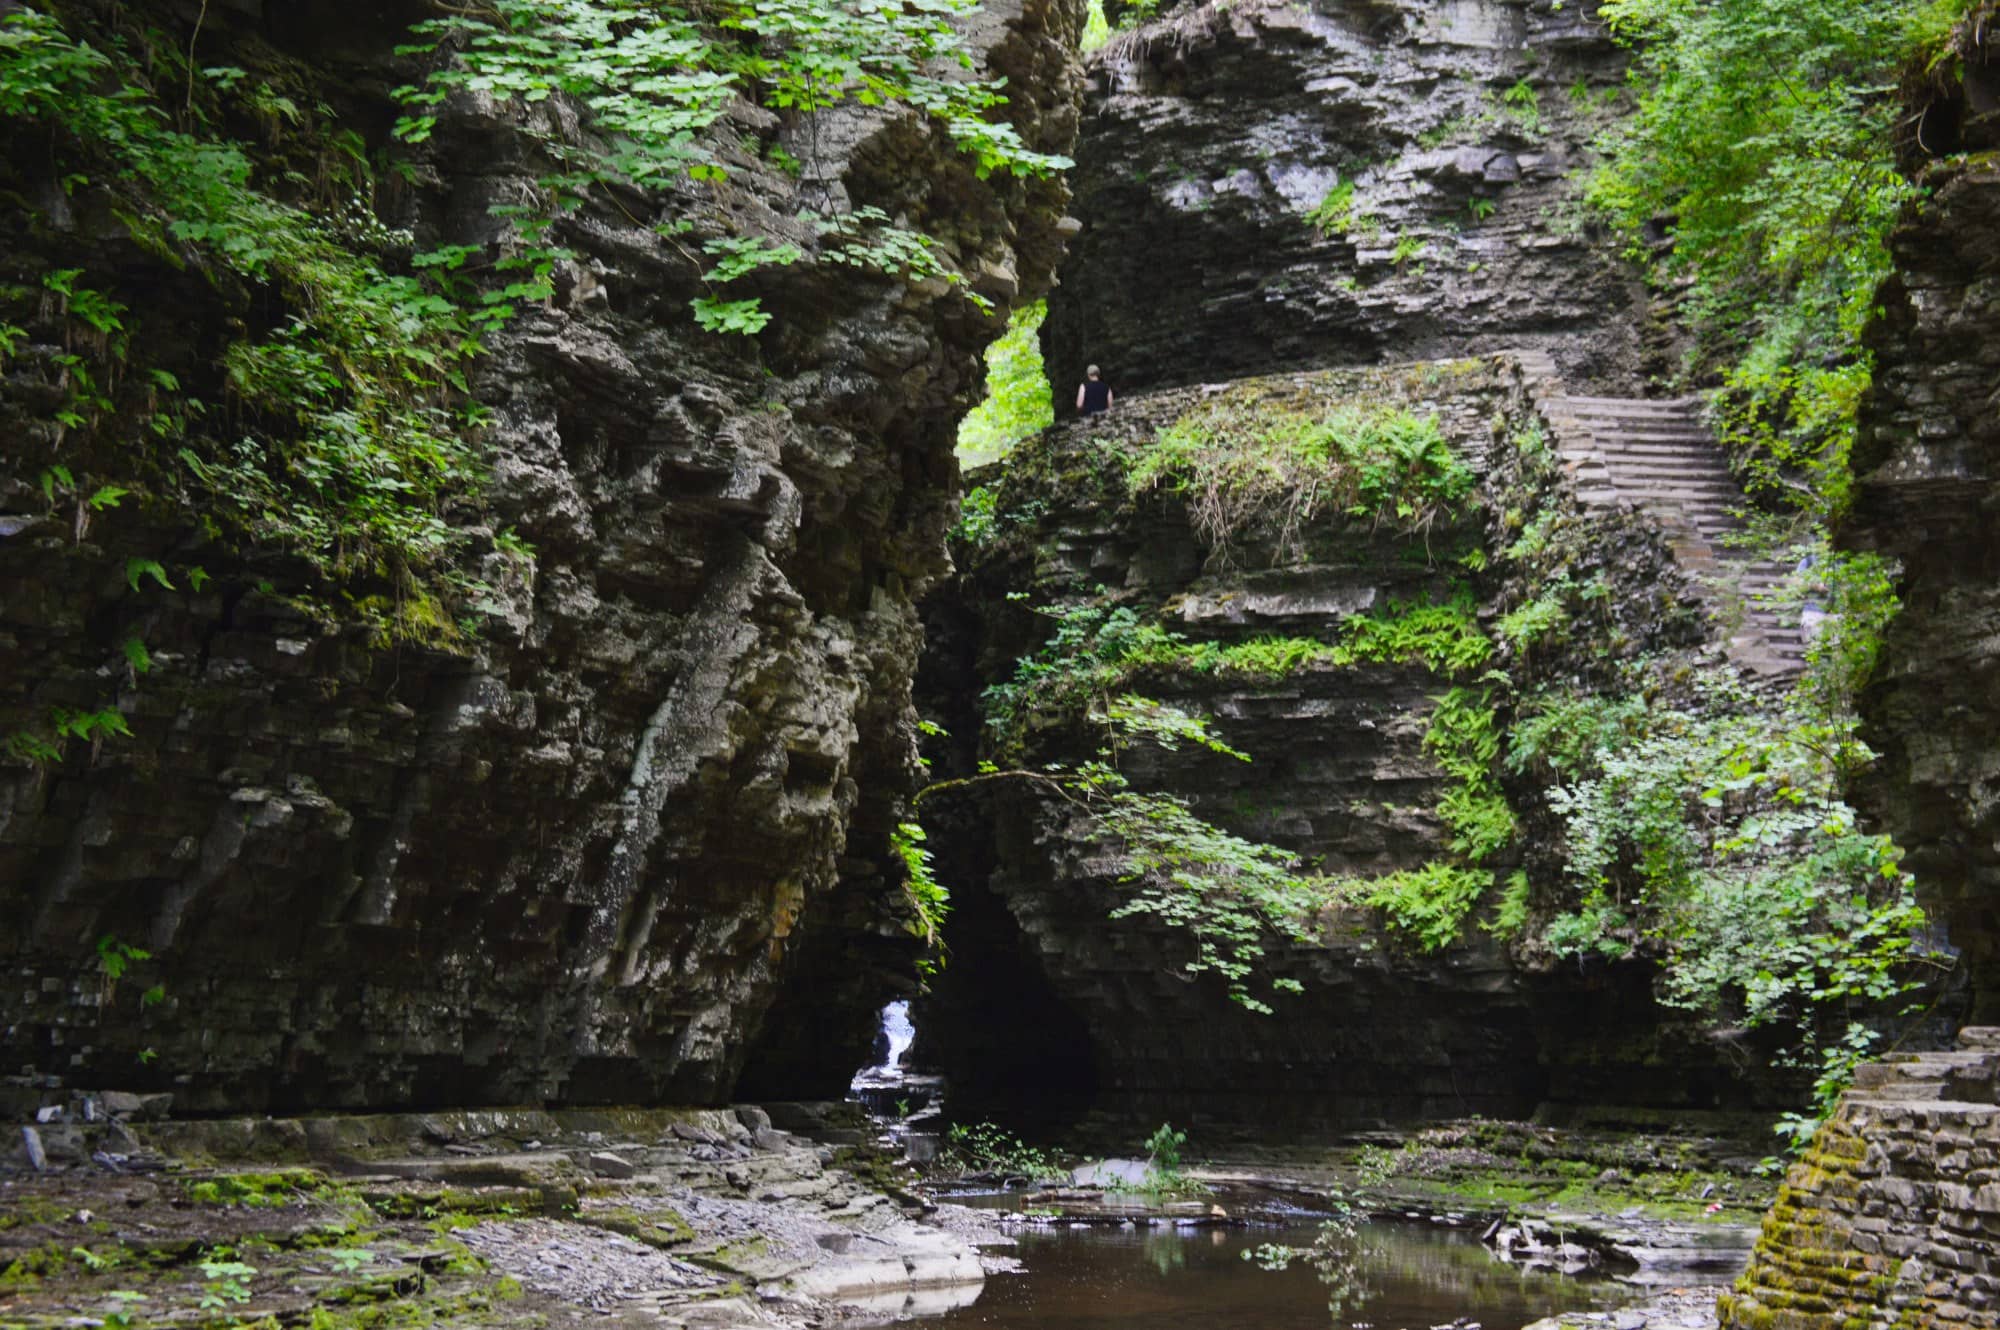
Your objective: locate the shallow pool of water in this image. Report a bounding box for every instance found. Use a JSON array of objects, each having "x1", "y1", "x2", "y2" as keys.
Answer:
[{"x1": 895, "y1": 1218, "x2": 1635, "y2": 1330}]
